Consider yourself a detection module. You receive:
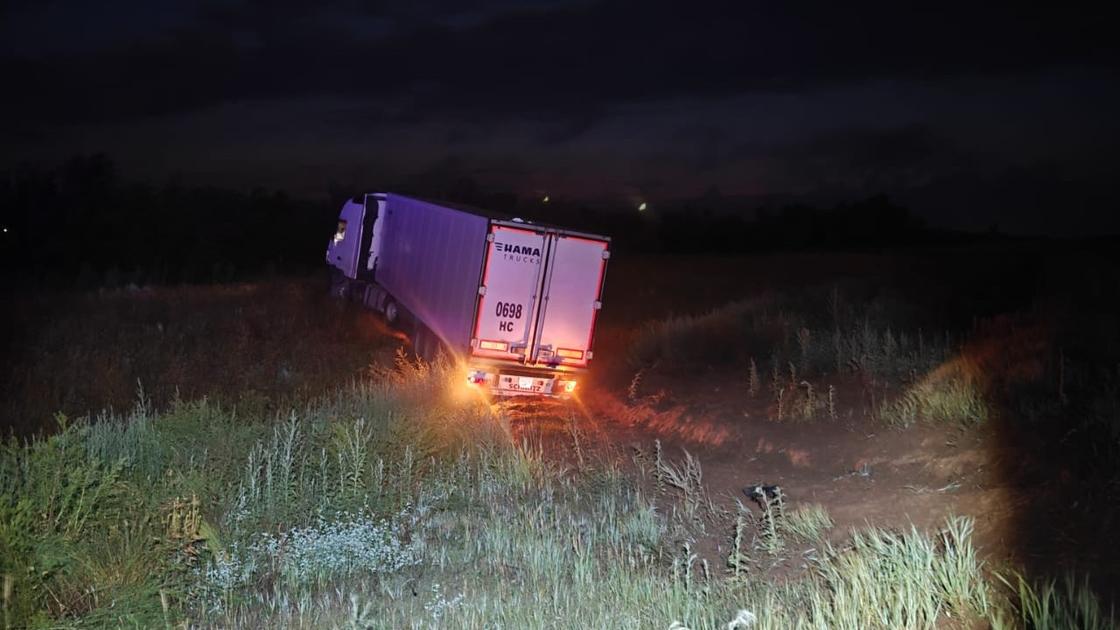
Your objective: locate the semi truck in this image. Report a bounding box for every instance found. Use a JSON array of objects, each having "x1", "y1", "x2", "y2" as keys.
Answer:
[{"x1": 326, "y1": 193, "x2": 610, "y2": 397}]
